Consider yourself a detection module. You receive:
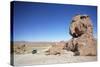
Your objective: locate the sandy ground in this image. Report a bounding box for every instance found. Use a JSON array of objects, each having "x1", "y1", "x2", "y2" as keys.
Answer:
[
  {"x1": 14, "y1": 53, "x2": 97, "y2": 66},
  {"x1": 13, "y1": 42, "x2": 97, "y2": 66}
]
